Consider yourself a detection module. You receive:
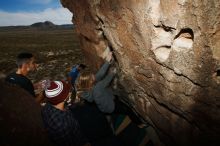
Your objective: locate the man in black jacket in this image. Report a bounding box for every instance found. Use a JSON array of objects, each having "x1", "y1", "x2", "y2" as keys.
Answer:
[{"x1": 5, "y1": 52, "x2": 43, "y2": 103}]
